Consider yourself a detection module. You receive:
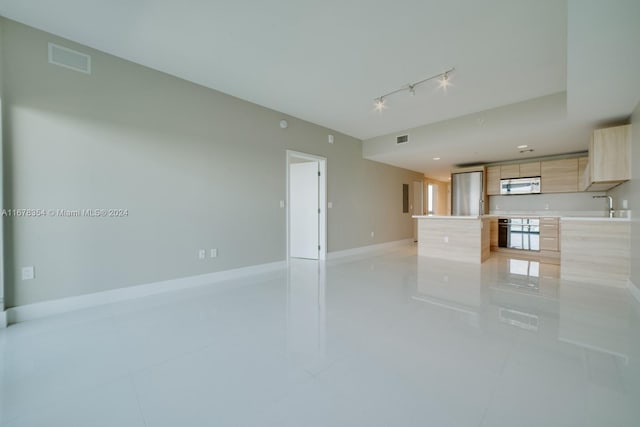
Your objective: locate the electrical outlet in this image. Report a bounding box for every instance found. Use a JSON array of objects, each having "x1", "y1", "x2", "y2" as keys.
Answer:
[
  {"x1": 623, "y1": 199, "x2": 628, "y2": 209},
  {"x1": 328, "y1": 202, "x2": 333, "y2": 209},
  {"x1": 22, "y1": 266, "x2": 35, "y2": 280},
  {"x1": 210, "y1": 248, "x2": 218, "y2": 258},
  {"x1": 370, "y1": 231, "x2": 375, "y2": 238},
  {"x1": 279, "y1": 200, "x2": 285, "y2": 208},
  {"x1": 198, "y1": 249, "x2": 206, "y2": 260},
  {"x1": 545, "y1": 203, "x2": 550, "y2": 210},
  {"x1": 444, "y1": 236, "x2": 449, "y2": 243}
]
